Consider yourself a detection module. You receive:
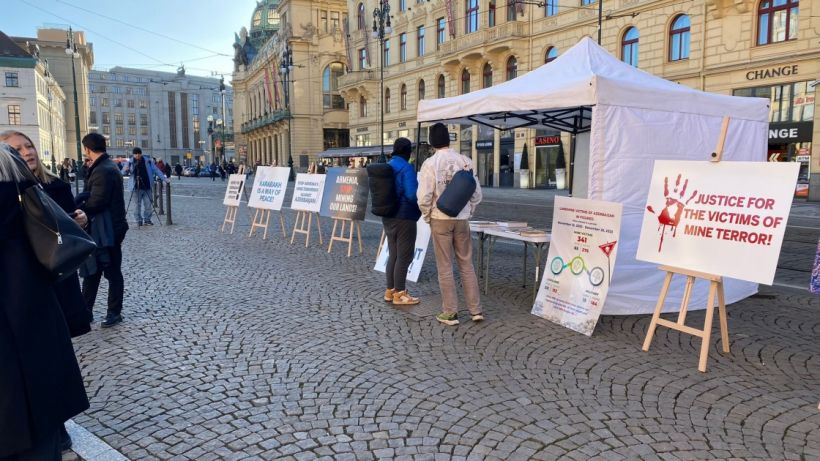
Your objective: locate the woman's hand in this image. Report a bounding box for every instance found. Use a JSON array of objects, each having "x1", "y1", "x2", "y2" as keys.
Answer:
[{"x1": 72, "y1": 209, "x2": 88, "y2": 228}]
